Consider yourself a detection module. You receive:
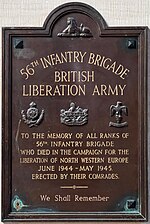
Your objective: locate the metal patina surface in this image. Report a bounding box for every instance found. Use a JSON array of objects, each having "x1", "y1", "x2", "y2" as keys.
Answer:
[{"x1": 2, "y1": 2, "x2": 147, "y2": 222}]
